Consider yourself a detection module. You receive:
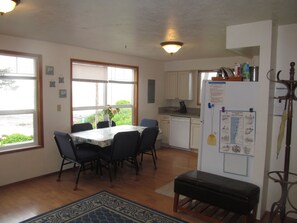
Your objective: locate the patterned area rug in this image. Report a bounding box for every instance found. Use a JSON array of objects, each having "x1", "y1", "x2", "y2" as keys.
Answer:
[{"x1": 21, "y1": 190, "x2": 188, "y2": 223}]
